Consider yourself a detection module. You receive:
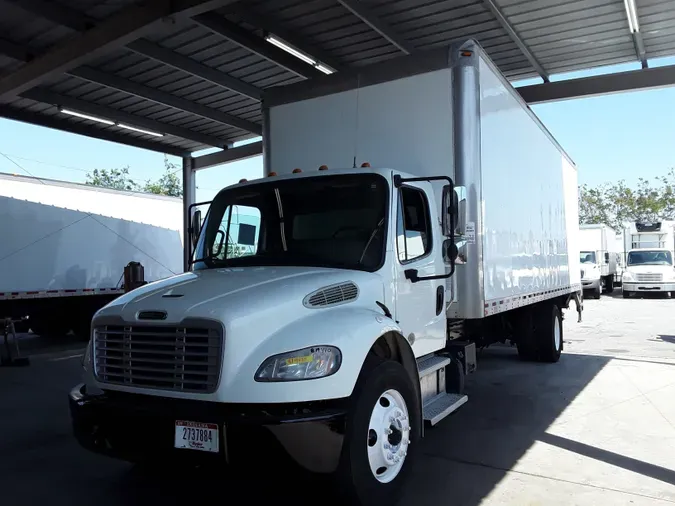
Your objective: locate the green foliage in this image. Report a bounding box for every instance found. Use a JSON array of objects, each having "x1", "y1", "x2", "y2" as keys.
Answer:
[
  {"x1": 143, "y1": 156, "x2": 183, "y2": 197},
  {"x1": 85, "y1": 167, "x2": 139, "y2": 191},
  {"x1": 579, "y1": 169, "x2": 675, "y2": 232},
  {"x1": 86, "y1": 156, "x2": 183, "y2": 197}
]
